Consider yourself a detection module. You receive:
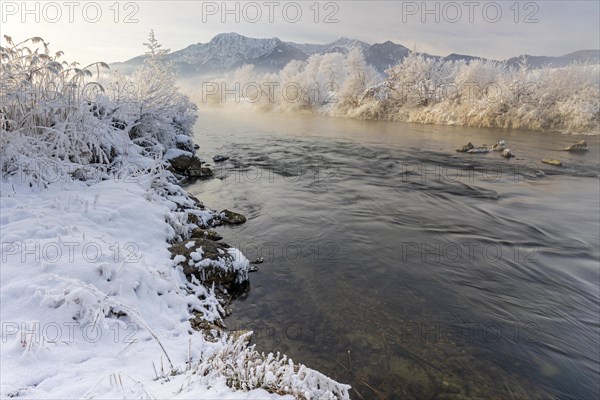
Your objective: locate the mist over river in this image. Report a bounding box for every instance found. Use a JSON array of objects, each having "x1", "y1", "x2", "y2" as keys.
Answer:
[{"x1": 187, "y1": 109, "x2": 599, "y2": 400}]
